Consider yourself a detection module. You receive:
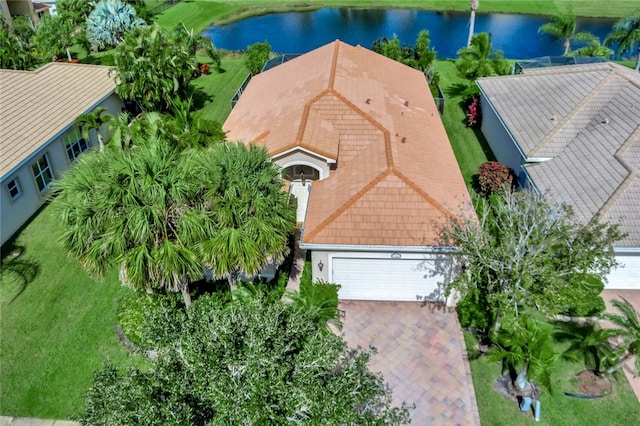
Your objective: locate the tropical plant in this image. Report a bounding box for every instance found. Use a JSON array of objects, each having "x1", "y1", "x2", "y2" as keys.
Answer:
[
  {"x1": 538, "y1": 14, "x2": 593, "y2": 55},
  {"x1": 455, "y1": 32, "x2": 510, "y2": 80},
  {"x1": 605, "y1": 12, "x2": 640, "y2": 71},
  {"x1": 56, "y1": 0, "x2": 95, "y2": 25},
  {"x1": 415, "y1": 29, "x2": 436, "y2": 71},
  {"x1": 32, "y1": 14, "x2": 75, "y2": 62},
  {"x1": 467, "y1": 0, "x2": 479, "y2": 47},
  {"x1": 0, "y1": 16, "x2": 38, "y2": 70},
  {"x1": 553, "y1": 320, "x2": 616, "y2": 374},
  {"x1": 602, "y1": 298, "x2": 640, "y2": 376},
  {"x1": 487, "y1": 317, "x2": 558, "y2": 394},
  {"x1": 245, "y1": 40, "x2": 271, "y2": 75},
  {"x1": 440, "y1": 190, "x2": 625, "y2": 335},
  {"x1": 165, "y1": 97, "x2": 225, "y2": 150},
  {"x1": 371, "y1": 34, "x2": 414, "y2": 66},
  {"x1": 567, "y1": 33, "x2": 614, "y2": 59},
  {"x1": 194, "y1": 142, "x2": 296, "y2": 288},
  {"x1": 81, "y1": 293, "x2": 411, "y2": 424},
  {"x1": 73, "y1": 106, "x2": 113, "y2": 151},
  {"x1": 112, "y1": 24, "x2": 219, "y2": 112},
  {"x1": 86, "y1": 0, "x2": 146, "y2": 51}
]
